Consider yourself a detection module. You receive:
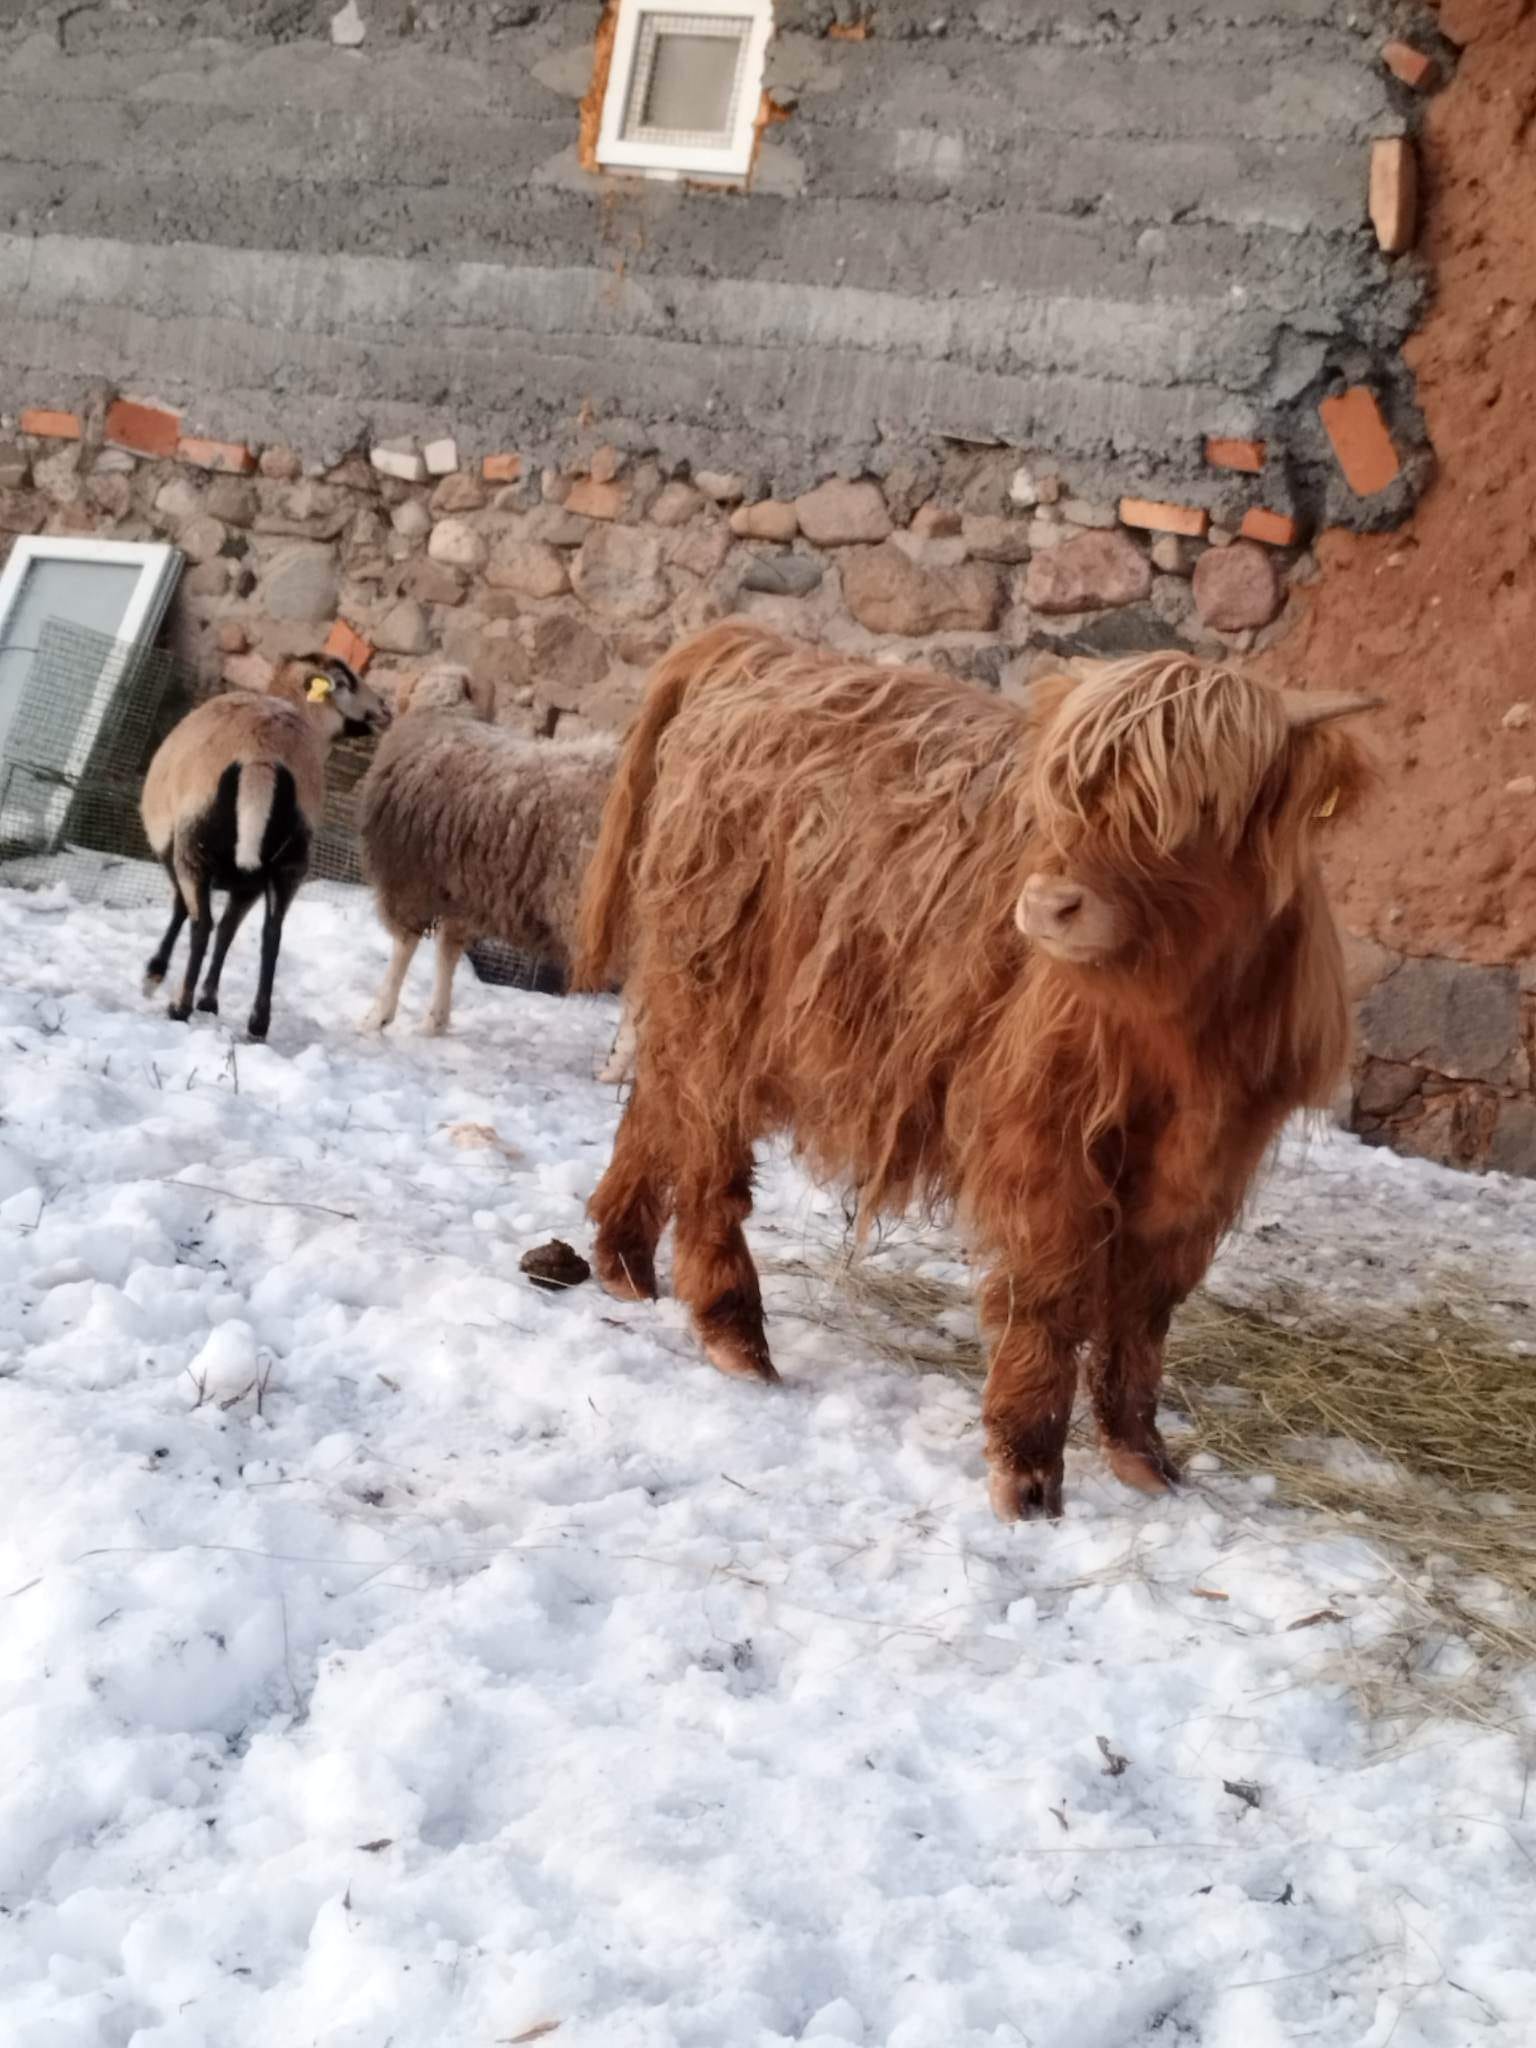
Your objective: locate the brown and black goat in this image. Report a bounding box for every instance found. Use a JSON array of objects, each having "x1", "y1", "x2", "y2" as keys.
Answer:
[{"x1": 140, "y1": 654, "x2": 390, "y2": 1040}]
